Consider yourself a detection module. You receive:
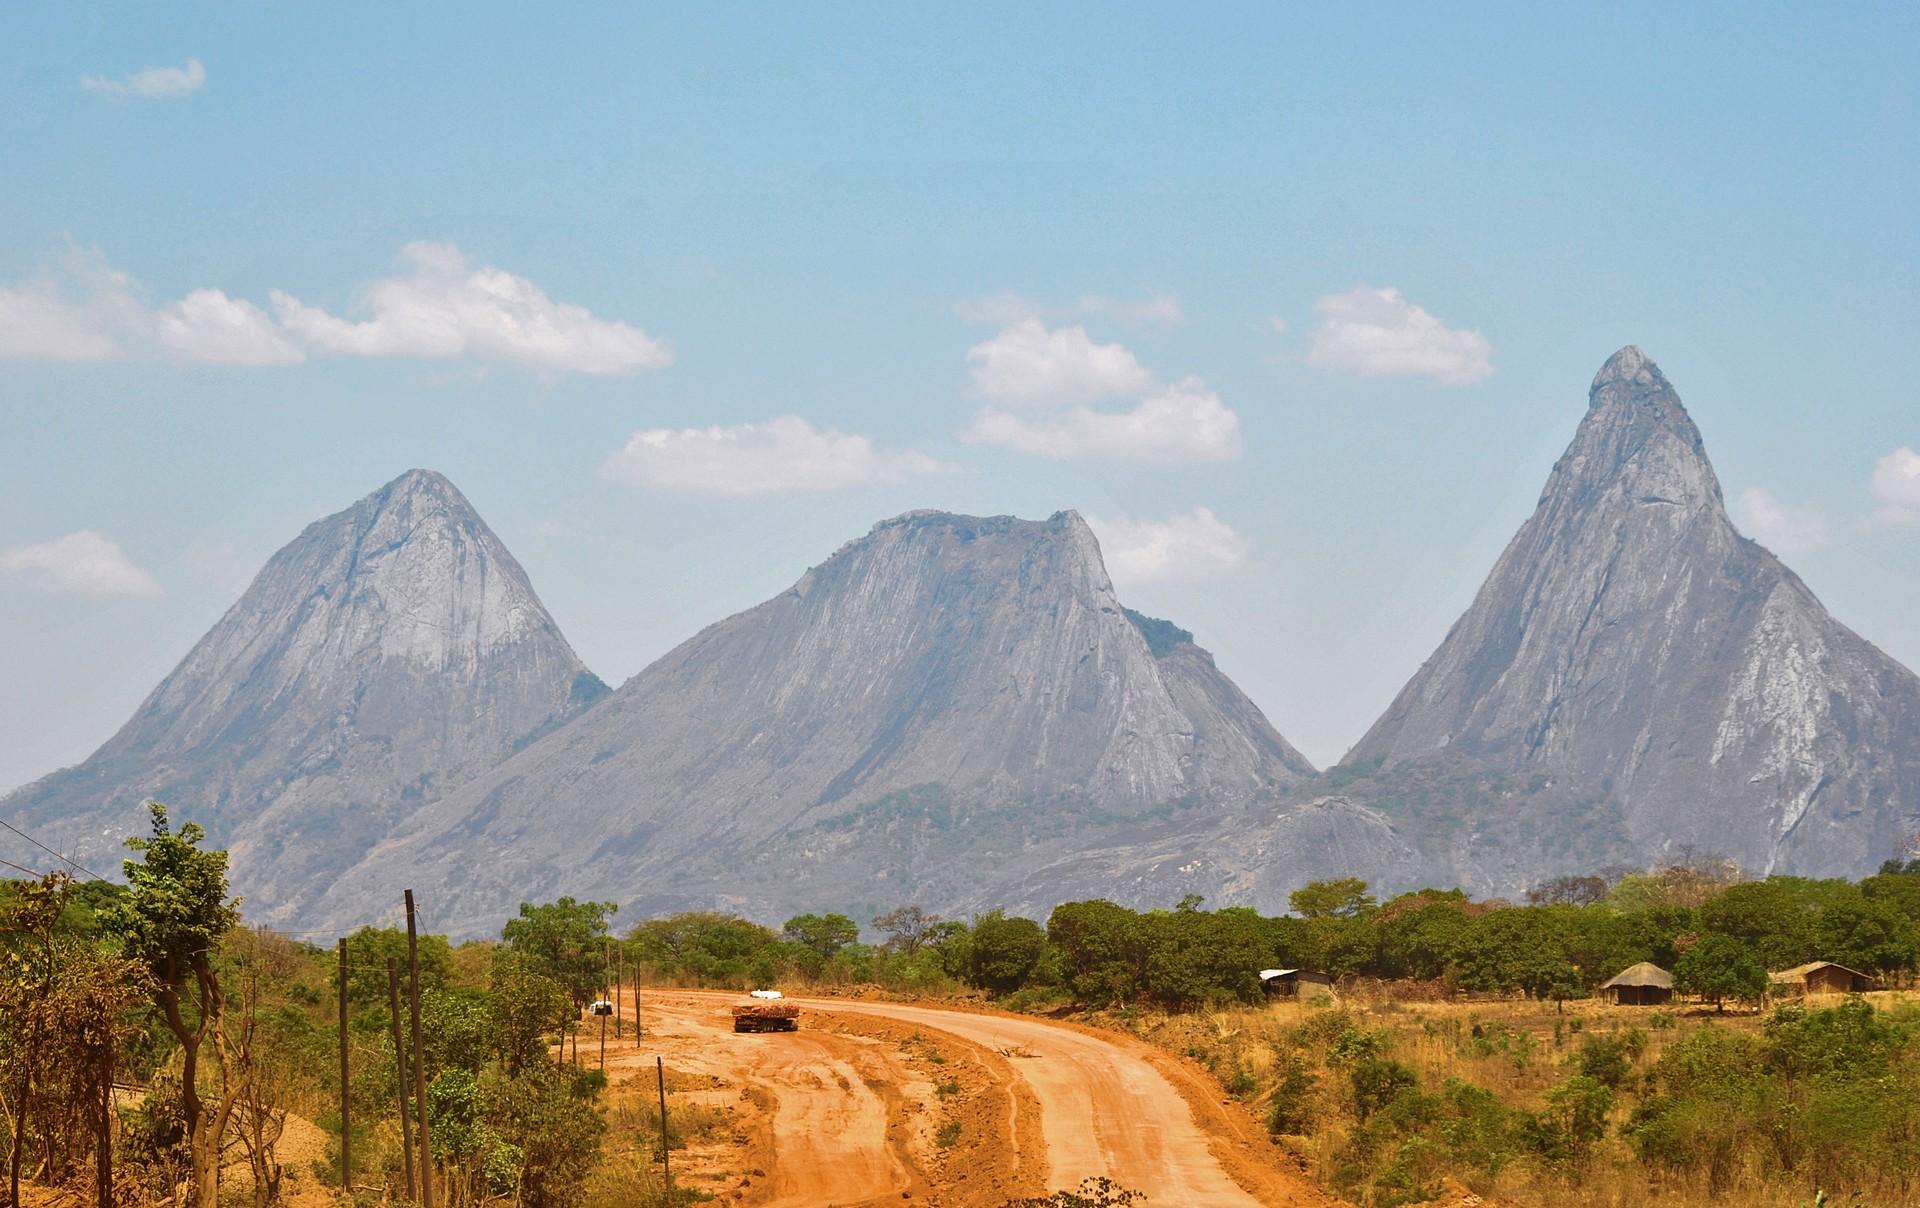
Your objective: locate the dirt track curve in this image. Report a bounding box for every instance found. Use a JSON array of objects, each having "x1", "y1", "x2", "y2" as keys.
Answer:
[{"x1": 611, "y1": 990, "x2": 1338, "y2": 1207}]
